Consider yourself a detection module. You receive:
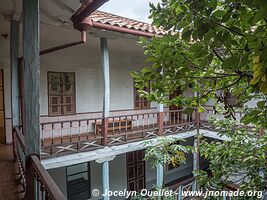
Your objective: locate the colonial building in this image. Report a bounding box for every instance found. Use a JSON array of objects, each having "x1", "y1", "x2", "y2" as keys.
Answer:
[{"x1": 0, "y1": 1, "x2": 248, "y2": 200}]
